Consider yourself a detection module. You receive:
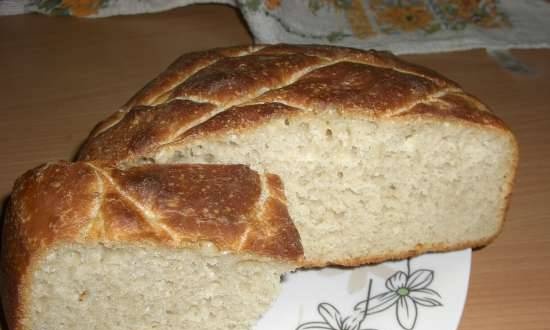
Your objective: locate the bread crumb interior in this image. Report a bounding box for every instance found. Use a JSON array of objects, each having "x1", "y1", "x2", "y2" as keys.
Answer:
[
  {"x1": 156, "y1": 116, "x2": 515, "y2": 263},
  {"x1": 30, "y1": 244, "x2": 289, "y2": 330}
]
